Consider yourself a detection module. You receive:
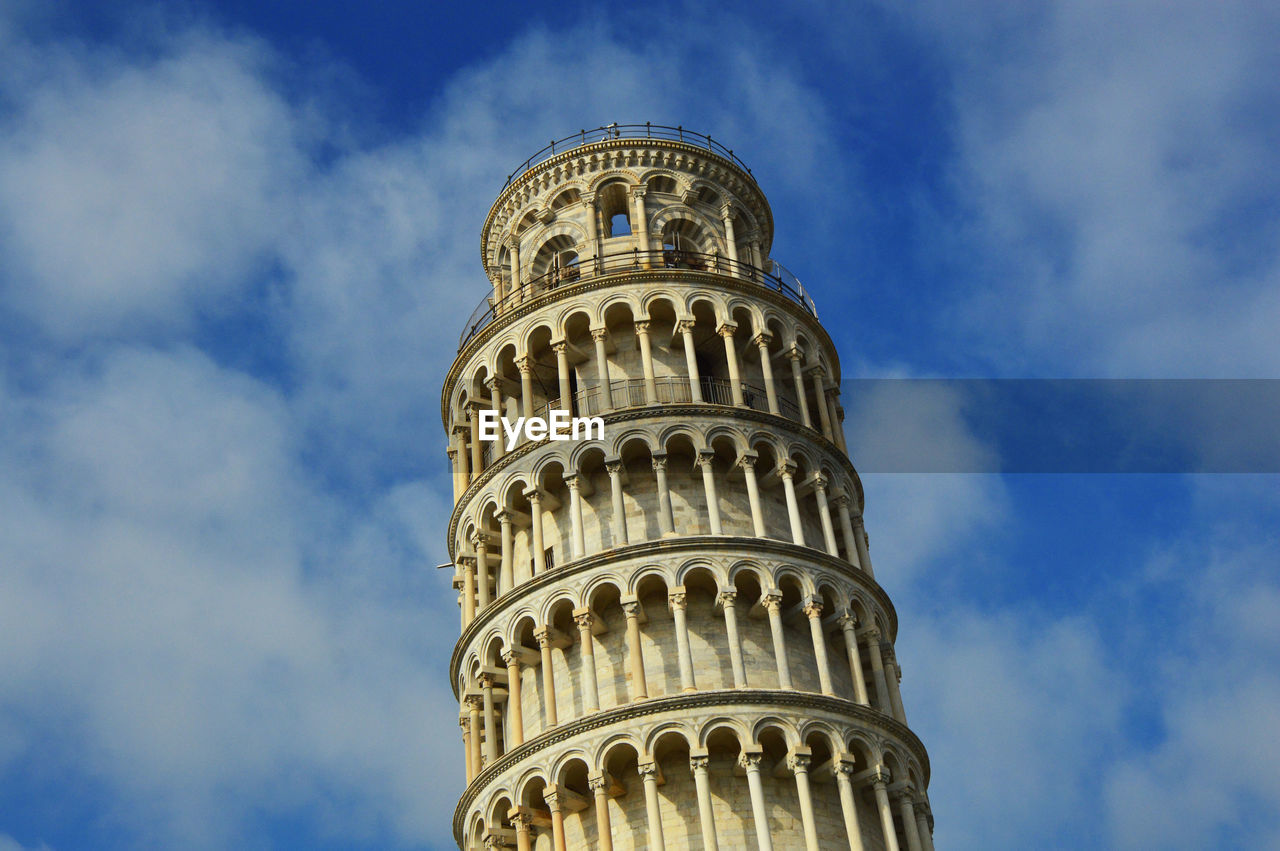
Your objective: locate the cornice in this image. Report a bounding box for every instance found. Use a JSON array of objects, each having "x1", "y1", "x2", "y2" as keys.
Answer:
[
  {"x1": 447, "y1": 534, "x2": 898, "y2": 688},
  {"x1": 451, "y1": 689, "x2": 930, "y2": 841}
]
